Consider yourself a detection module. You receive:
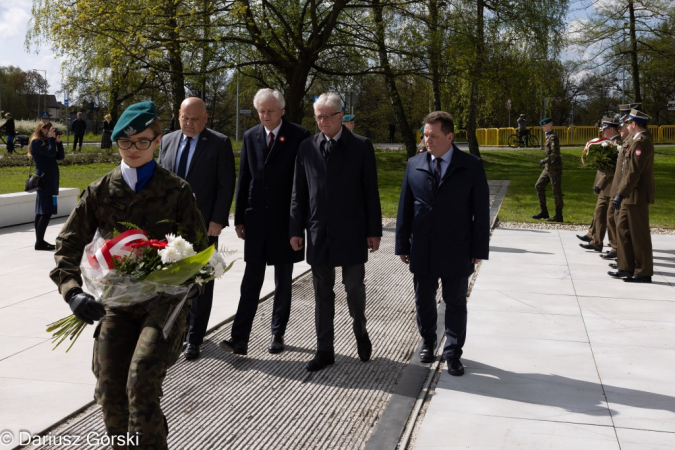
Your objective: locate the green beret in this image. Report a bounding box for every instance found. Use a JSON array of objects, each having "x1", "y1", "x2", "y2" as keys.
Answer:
[
  {"x1": 539, "y1": 117, "x2": 552, "y2": 125},
  {"x1": 112, "y1": 101, "x2": 157, "y2": 141},
  {"x1": 342, "y1": 114, "x2": 356, "y2": 123}
]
